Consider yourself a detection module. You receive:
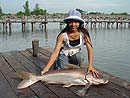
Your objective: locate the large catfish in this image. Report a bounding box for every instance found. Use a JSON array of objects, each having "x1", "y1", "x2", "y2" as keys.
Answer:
[{"x1": 17, "y1": 64, "x2": 108, "y2": 96}]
